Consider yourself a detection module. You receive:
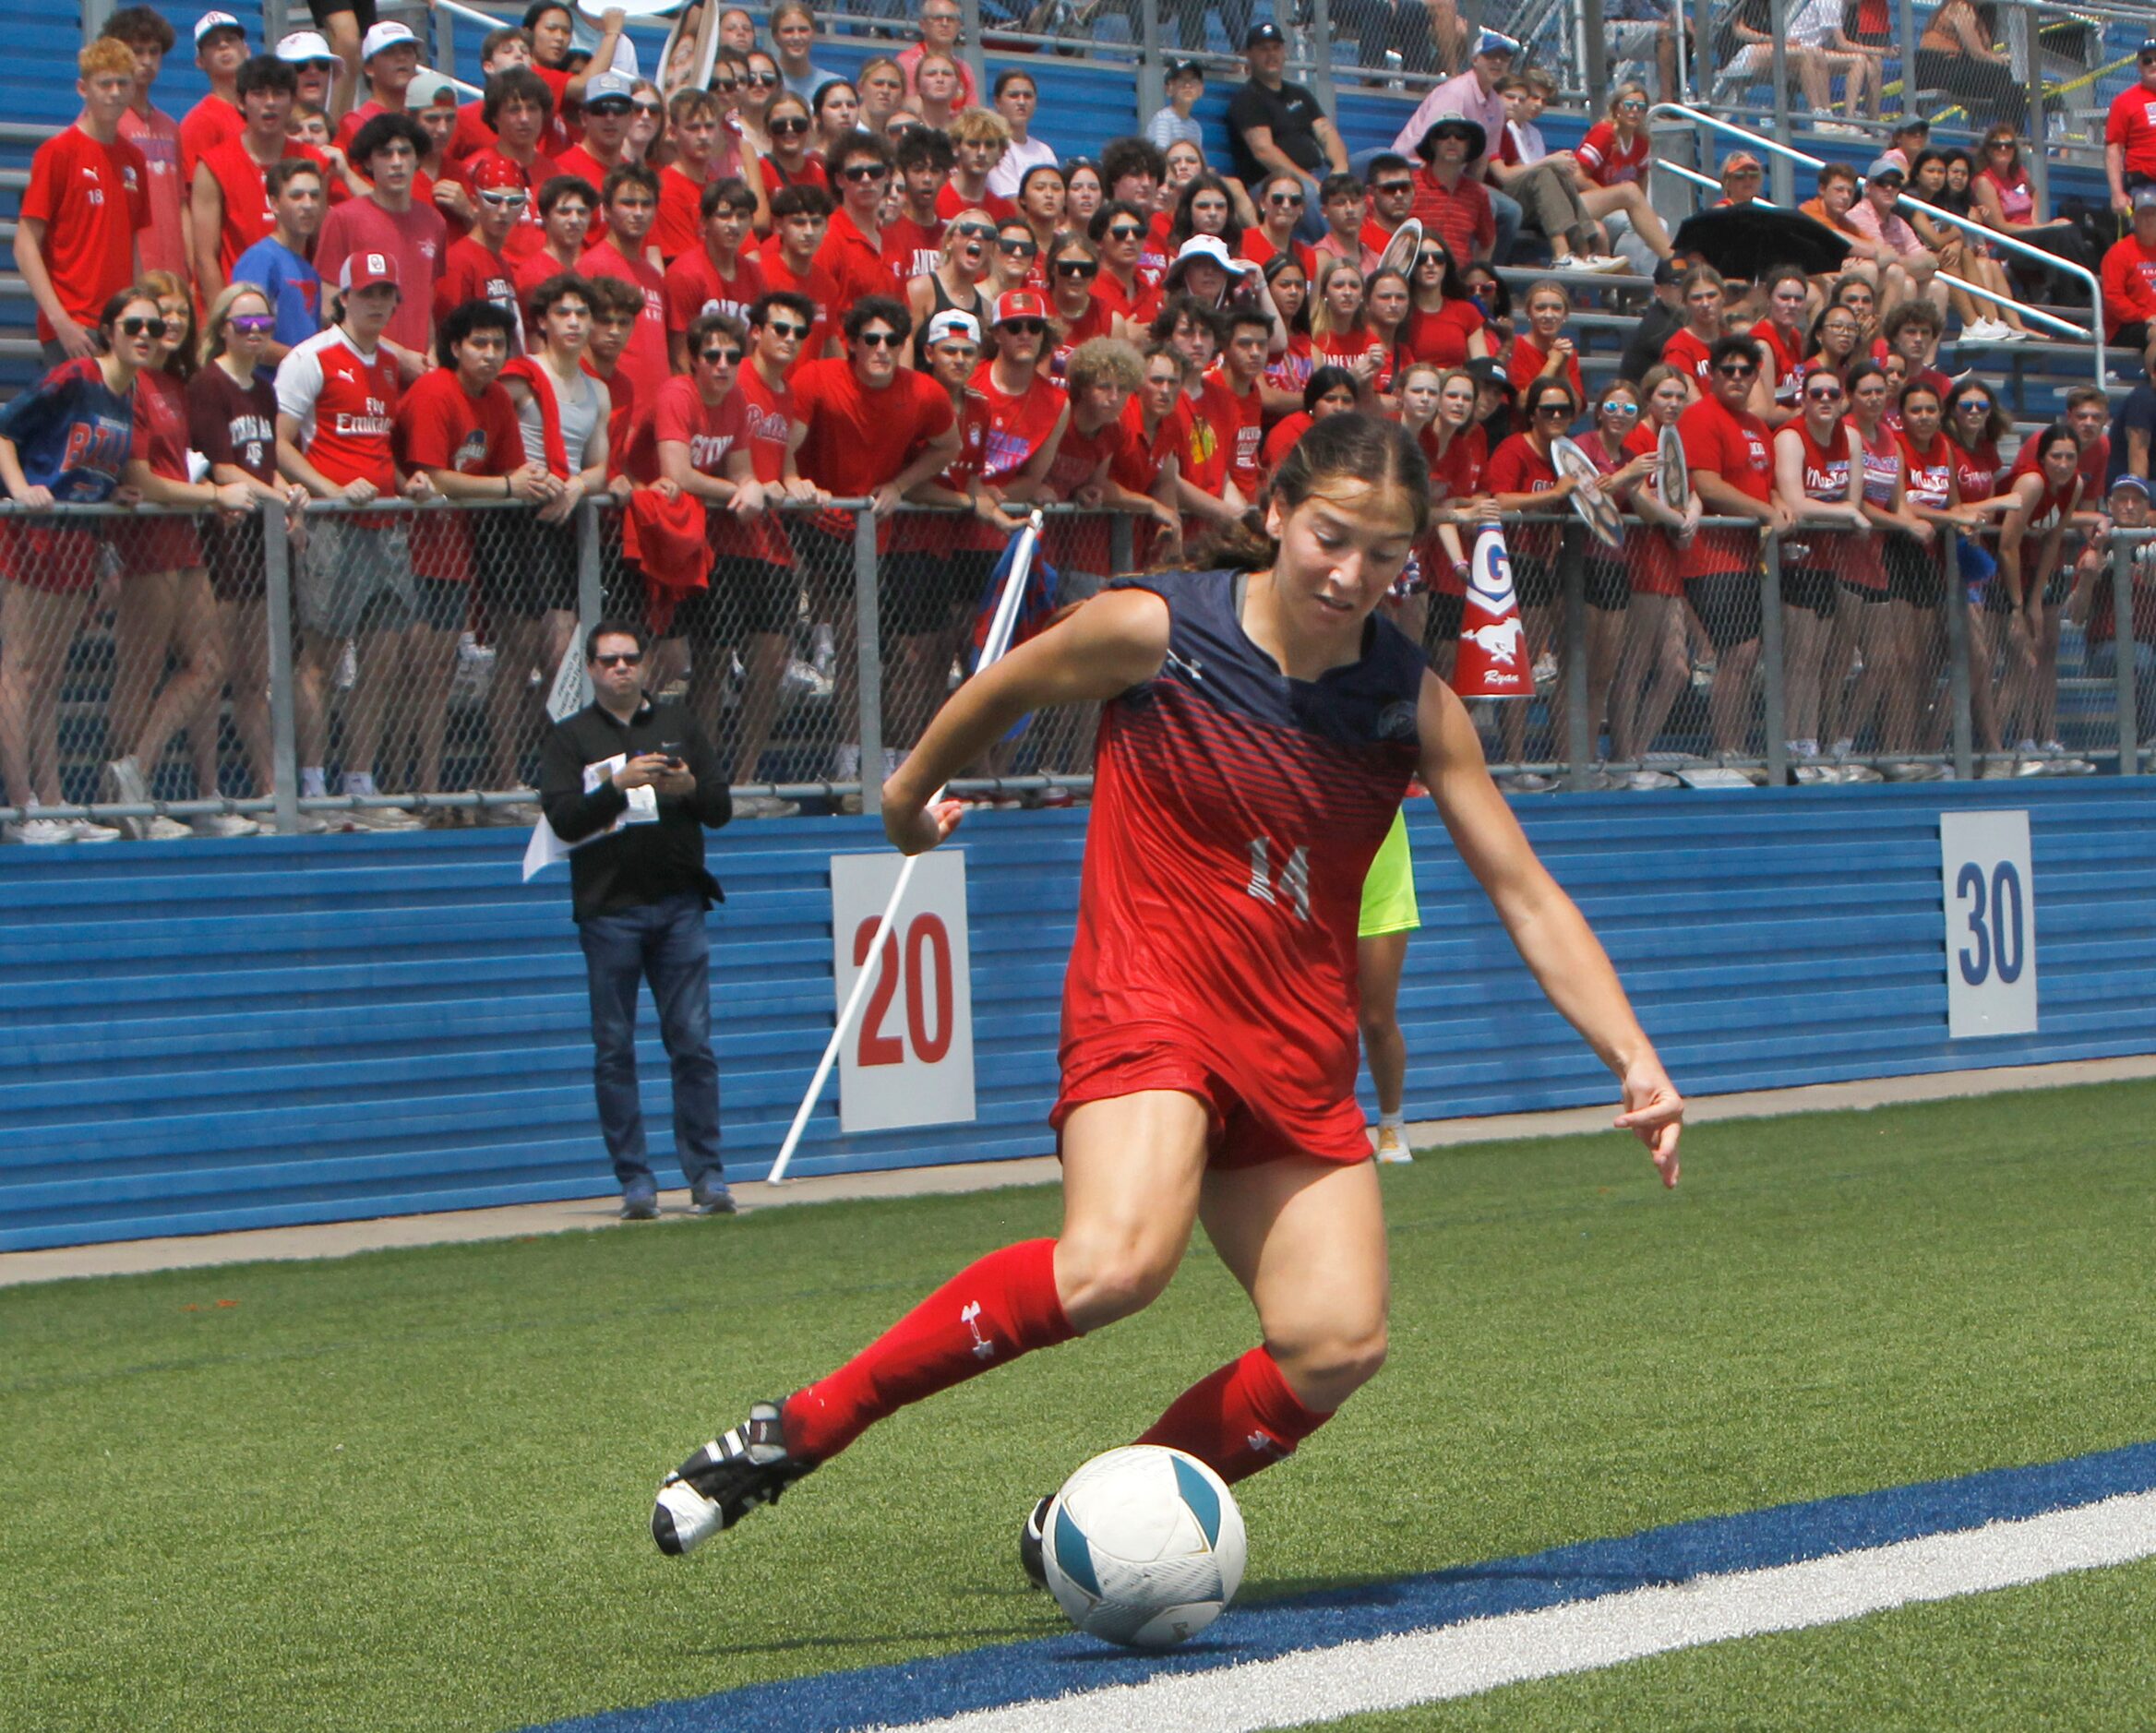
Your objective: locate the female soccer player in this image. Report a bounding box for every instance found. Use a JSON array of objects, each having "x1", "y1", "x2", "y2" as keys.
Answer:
[{"x1": 651, "y1": 412, "x2": 1683, "y2": 1560}]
